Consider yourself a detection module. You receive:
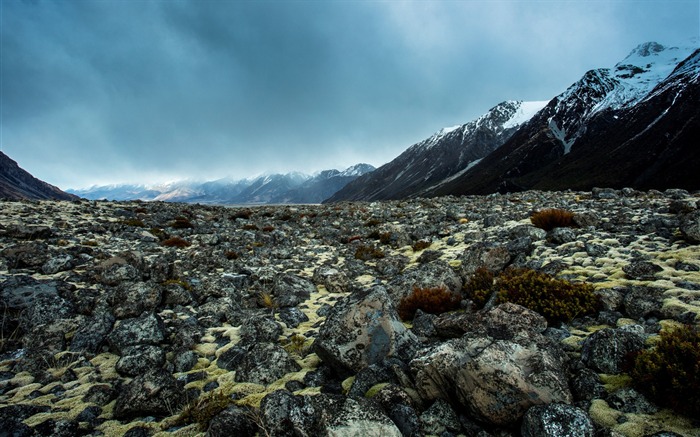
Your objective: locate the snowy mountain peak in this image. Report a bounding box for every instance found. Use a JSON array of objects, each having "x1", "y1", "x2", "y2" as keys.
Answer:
[{"x1": 502, "y1": 100, "x2": 550, "y2": 129}]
